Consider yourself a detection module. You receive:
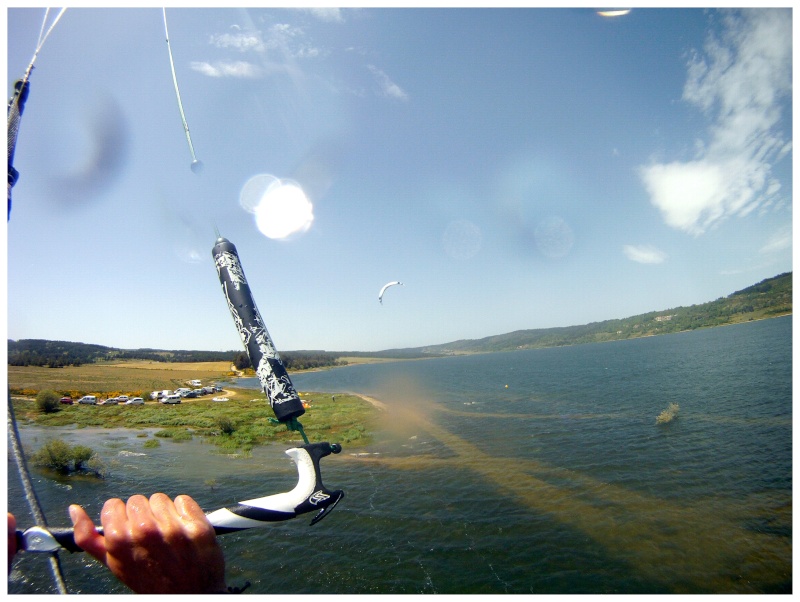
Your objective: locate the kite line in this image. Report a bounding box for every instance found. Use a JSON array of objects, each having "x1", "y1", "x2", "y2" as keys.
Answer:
[
  {"x1": 7, "y1": 8, "x2": 71, "y2": 592},
  {"x1": 162, "y1": 8, "x2": 202, "y2": 172}
]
